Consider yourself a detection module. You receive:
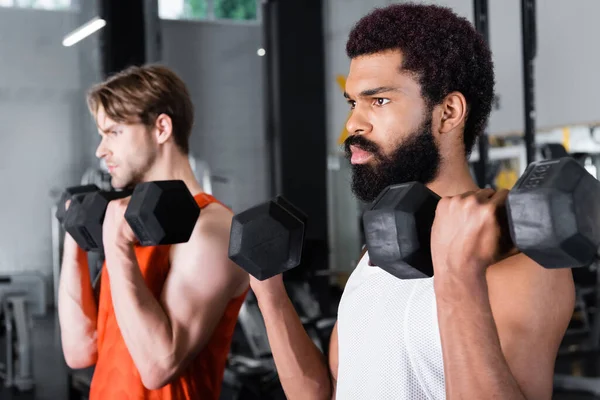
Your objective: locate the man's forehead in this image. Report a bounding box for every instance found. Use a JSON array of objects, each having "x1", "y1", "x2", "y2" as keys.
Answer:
[
  {"x1": 345, "y1": 52, "x2": 418, "y2": 95},
  {"x1": 345, "y1": 70, "x2": 415, "y2": 96},
  {"x1": 95, "y1": 106, "x2": 116, "y2": 131}
]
